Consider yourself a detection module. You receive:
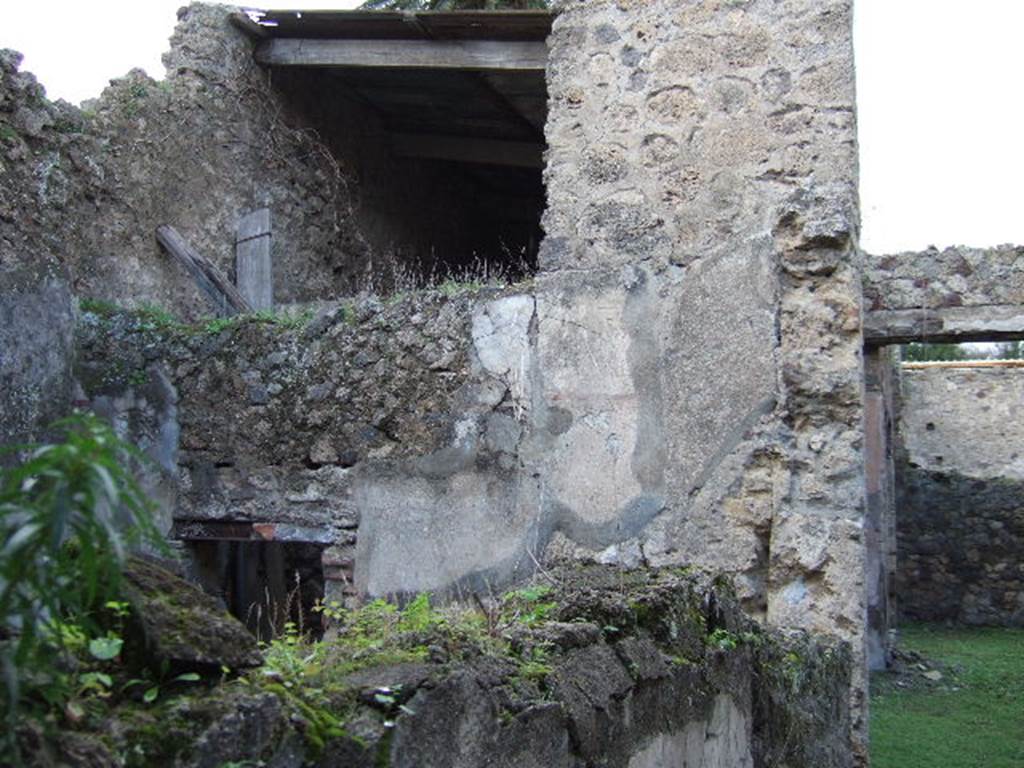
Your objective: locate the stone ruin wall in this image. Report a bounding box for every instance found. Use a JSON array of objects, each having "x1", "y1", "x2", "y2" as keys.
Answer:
[
  {"x1": 74, "y1": 290, "x2": 511, "y2": 604},
  {"x1": 1, "y1": 10, "x2": 360, "y2": 323},
  {"x1": 864, "y1": 244, "x2": 1024, "y2": 315},
  {"x1": 536, "y1": 0, "x2": 868, "y2": 750},
  {"x1": 895, "y1": 363, "x2": 1024, "y2": 626},
  {"x1": 2, "y1": 1, "x2": 363, "y2": 452},
  {"x1": 0, "y1": 50, "x2": 77, "y2": 451},
  {"x1": 1, "y1": 2, "x2": 509, "y2": 329},
  {"x1": 6, "y1": 0, "x2": 871, "y2": 760}
]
